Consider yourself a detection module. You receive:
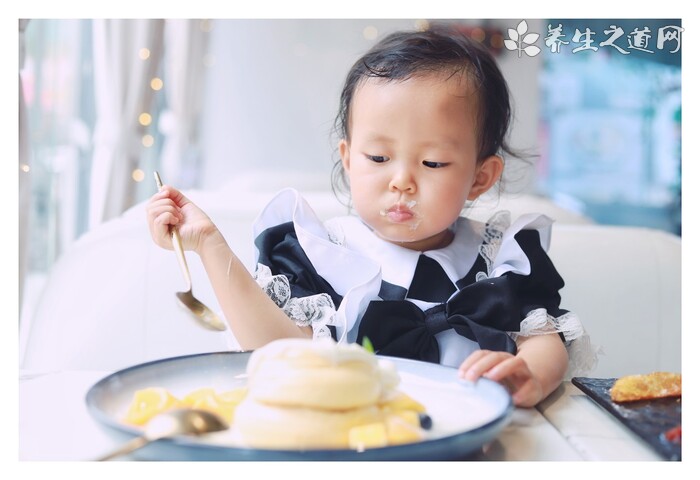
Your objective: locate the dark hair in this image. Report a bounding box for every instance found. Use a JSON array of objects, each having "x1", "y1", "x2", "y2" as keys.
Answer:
[{"x1": 332, "y1": 25, "x2": 515, "y2": 199}]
